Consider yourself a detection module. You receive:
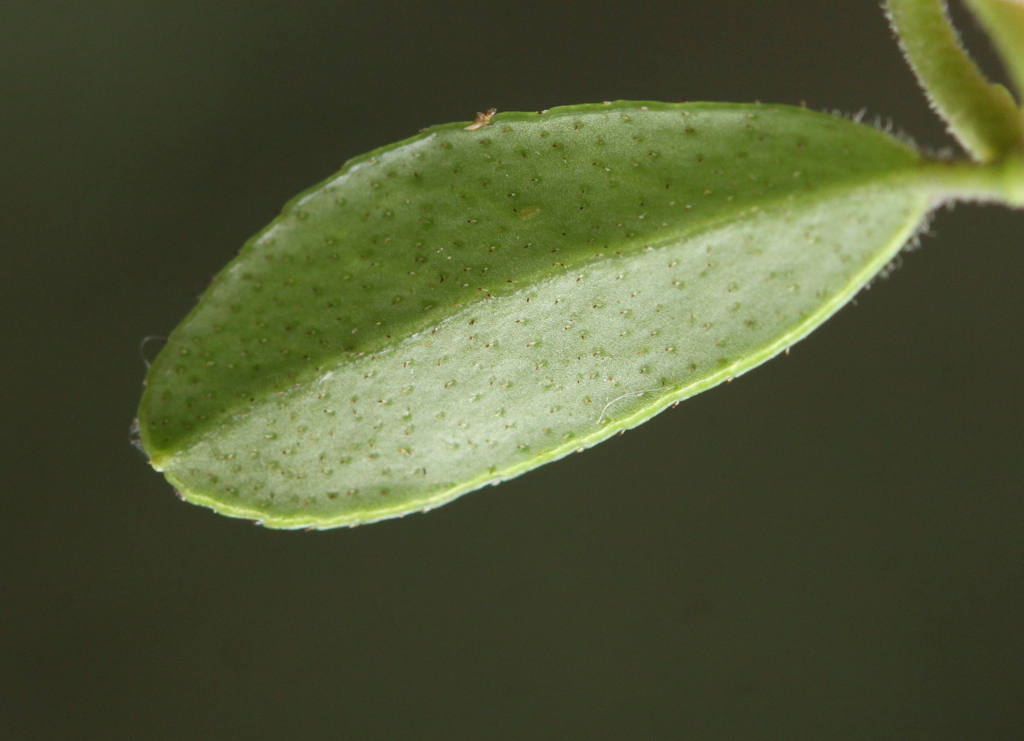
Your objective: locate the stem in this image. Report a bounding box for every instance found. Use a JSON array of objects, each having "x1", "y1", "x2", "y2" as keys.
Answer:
[
  {"x1": 920, "y1": 155, "x2": 1024, "y2": 206},
  {"x1": 964, "y1": 0, "x2": 1024, "y2": 103},
  {"x1": 886, "y1": 0, "x2": 1024, "y2": 161}
]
